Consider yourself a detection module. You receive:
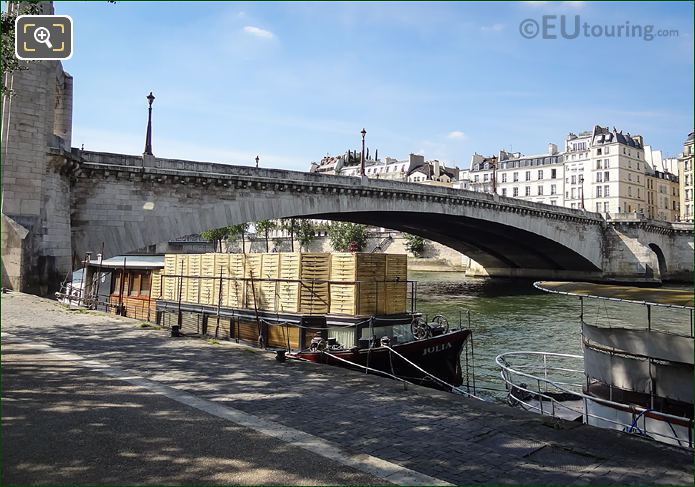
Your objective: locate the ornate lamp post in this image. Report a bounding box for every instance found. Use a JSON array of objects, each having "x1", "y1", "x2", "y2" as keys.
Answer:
[
  {"x1": 360, "y1": 128, "x2": 367, "y2": 176},
  {"x1": 255, "y1": 155, "x2": 260, "y2": 168},
  {"x1": 143, "y1": 92, "x2": 155, "y2": 156}
]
